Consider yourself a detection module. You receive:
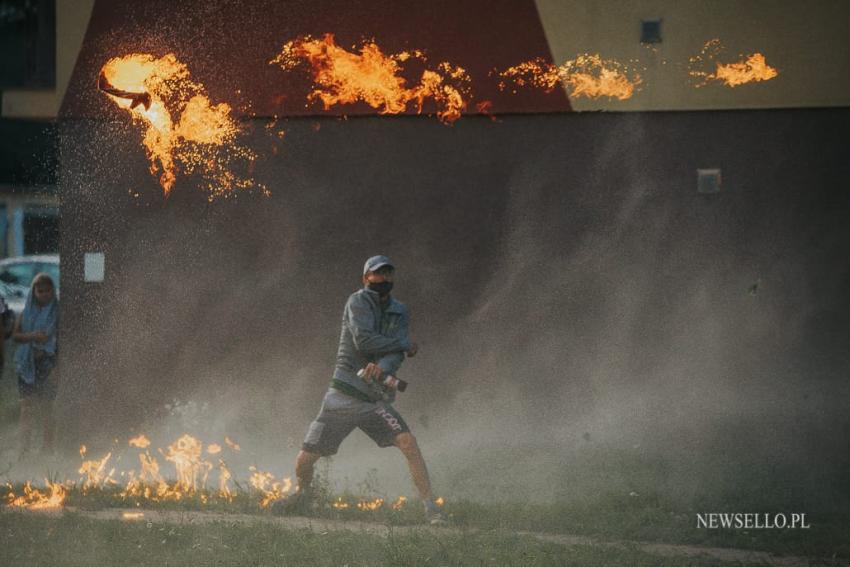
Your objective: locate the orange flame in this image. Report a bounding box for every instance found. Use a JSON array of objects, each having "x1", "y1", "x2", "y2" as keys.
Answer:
[
  {"x1": 499, "y1": 55, "x2": 642, "y2": 101},
  {"x1": 162, "y1": 434, "x2": 211, "y2": 492},
  {"x1": 217, "y1": 460, "x2": 233, "y2": 501},
  {"x1": 270, "y1": 34, "x2": 470, "y2": 124},
  {"x1": 100, "y1": 53, "x2": 266, "y2": 200},
  {"x1": 391, "y1": 495, "x2": 407, "y2": 510},
  {"x1": 207, "y1": 443, "x2": 222, "y2": 455},
  {"x1": 5, "y1": 481, "x2": 67, "y2": 510},
  {"x1": 356, "y1": 497, "x2": 384, "y2": 511},
  {"x1": 78, "y1": 451, "x2": 116, "y2": 491},
  {"x1": 689, "y1": 40, "x2": 779, "y2": 87},
  {"x1": 332, "y1": 496, "x2": 350, "y2": 509},
  {"x1": 248, "y1": 466, "x2": 292, "y2": 508},
  {"x1": 224, "y1": 437, "x2": 241, "y2": 452},
  {"x1": 129, "y1": 434, "x2": 151, "y2": 448}
]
